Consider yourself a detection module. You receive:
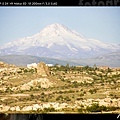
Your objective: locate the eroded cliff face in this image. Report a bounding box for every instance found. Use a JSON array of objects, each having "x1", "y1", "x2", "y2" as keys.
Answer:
[{"x1": 37, "y1": 62, "x2": 50, "y2": 77}]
